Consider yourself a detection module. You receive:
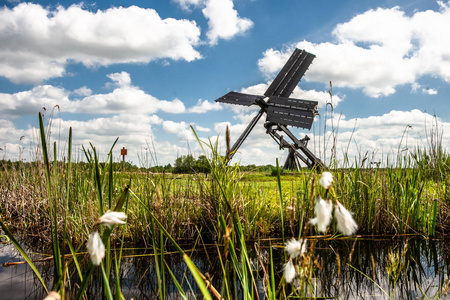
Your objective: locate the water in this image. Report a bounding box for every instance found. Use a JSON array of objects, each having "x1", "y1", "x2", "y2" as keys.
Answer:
[{"x1": 0, "y1": 237, "x2": 449, "y2": 299}]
